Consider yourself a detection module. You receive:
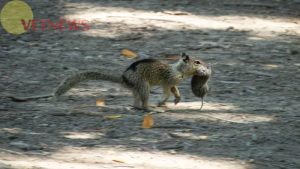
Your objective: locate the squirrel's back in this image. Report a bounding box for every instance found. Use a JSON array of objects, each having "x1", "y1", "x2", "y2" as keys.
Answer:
[{"x1": 122, "y1": 59, "x2": 180, "y2": 87}]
